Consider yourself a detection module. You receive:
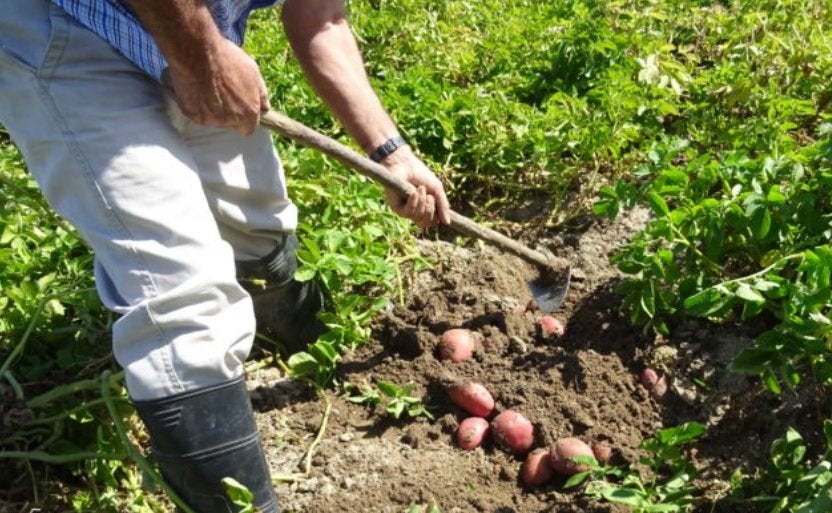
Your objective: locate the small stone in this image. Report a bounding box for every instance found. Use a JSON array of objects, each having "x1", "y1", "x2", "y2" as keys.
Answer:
[
  {"x1": 569, "y1": 267, "x2": 587, "y2": 281},
  {"x1": 508, "y1": 336, "x2": 528, "y2": 354}
]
